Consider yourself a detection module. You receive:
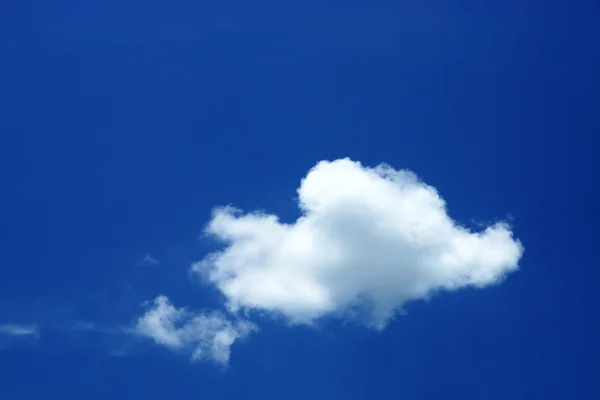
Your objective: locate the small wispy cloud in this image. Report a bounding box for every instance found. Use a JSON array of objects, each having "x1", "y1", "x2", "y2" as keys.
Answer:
[
  {"x1": 0, "y1": 324, "x2": 39, "y2": 337},
  {"x1": 70, "y1": 321, "x2": 124, "y2": 335},
  {"x1": 134, "y1": 296, "x2": 256, "y2": 365},
  {"x1": 139, "y1": 254, "x2": 159, "y2": 266}
]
